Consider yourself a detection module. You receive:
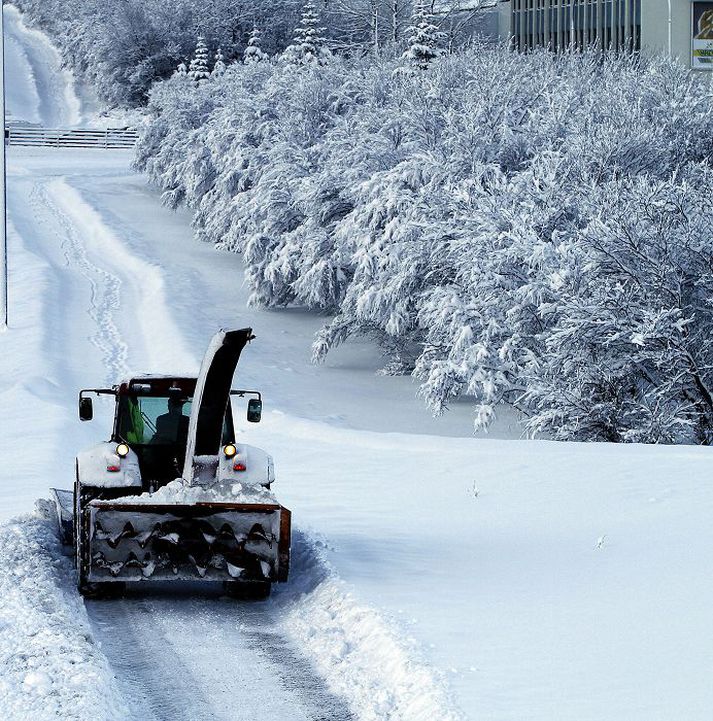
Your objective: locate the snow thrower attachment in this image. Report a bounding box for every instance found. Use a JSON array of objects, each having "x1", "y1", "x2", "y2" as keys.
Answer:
[{"x1": 56, "y1": 328, "x2": 291, "y2": 598}]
